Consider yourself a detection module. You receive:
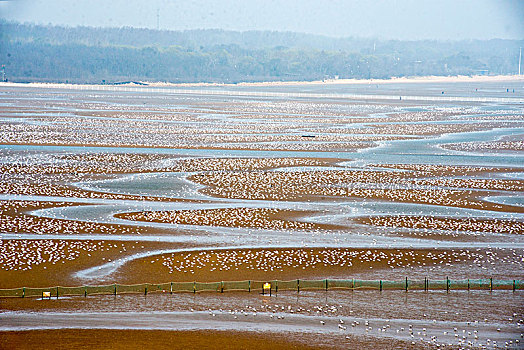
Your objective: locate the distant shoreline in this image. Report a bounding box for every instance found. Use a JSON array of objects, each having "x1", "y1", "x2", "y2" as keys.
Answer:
[
  {"x1": 151, "y1": 75, "x2": 524, "y2": 88},
  {"x1": 1, "y1": 75, "x2": 523, "y2": 89}
]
